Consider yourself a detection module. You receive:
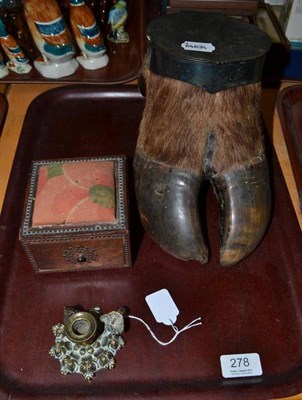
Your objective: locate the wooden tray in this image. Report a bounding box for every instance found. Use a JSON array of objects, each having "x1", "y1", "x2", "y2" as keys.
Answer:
[
  {"x1": 0, "y1": 0, "x2": 146, "y2": 85},
  {"x1": 0, "y1": 93, "x2": 7, "y2": 137},
  {"x1": 0, "y1": 86, "x2": 302, "y2": 399},
  {"x1": 277, "y1": 85, "x2": 302, "y2": 212},
  {"x1": 167, "y1": 0, "x2": 258, "y2": 14}
]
